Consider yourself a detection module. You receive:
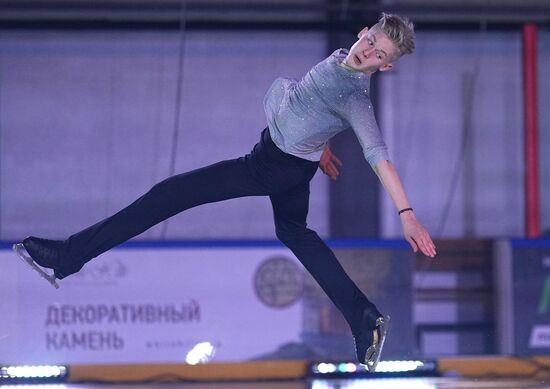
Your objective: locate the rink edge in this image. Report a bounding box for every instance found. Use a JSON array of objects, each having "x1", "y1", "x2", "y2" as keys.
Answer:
[{"x1": 66, "y1": 356, "x2": 550, "y2": 382}]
